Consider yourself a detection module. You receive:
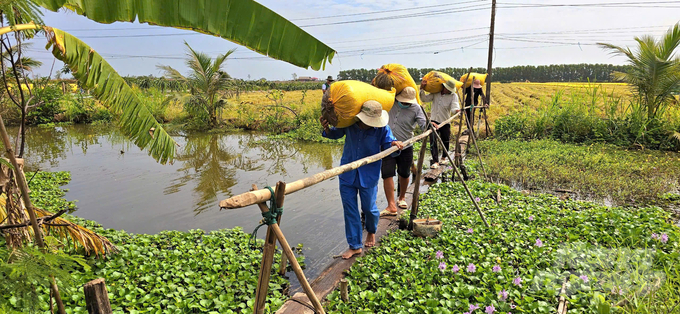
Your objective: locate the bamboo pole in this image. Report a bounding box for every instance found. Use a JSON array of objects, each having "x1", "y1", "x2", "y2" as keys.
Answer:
[
  {"x1": 340, "y1": 279, "x2": 348, "y2": 302},
  {"x1": 430, "y1": 120, "x2": 490, "y2": 228},
  {"x1": 0, "y1": 115, "x2": 43, "y2": 247},
  {"x1": 252, "y1": 184, "x2": 325, "y2": 313},
  {"x1": 484, "y1": 0, "x2": 497, "y2": 138},
  {"x1": 454, "y1": 67, "x2": 473, "y2": 173},
  {"x1": 271, "y1": 224, "x2": 325, "y2": 313},
  {"x1": 253, "y1": 182, "x2": 286, "y2": 314},
  {"x1": 220, "y1": 113, "x2": 461, "y2": 210},
  {"x1": 462, "y1": 99, "x2": 488, "y2": 180},
  {"x1": 407, "y1": 106, "x2": 432, "y2": 230},
  {"x1": 1, "y1": 115, "x2": 66, "y2": 314}
]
